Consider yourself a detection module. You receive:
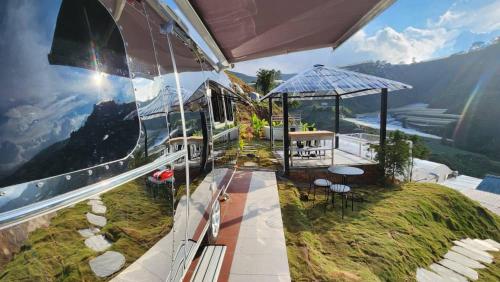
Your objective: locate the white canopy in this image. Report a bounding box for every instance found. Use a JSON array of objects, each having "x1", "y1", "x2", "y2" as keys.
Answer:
[{"x1": 261, "y1": 64, "x2": 412, "y2": 100}]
